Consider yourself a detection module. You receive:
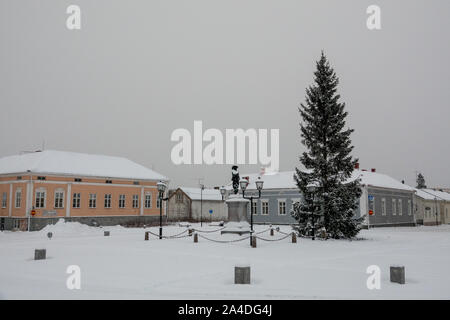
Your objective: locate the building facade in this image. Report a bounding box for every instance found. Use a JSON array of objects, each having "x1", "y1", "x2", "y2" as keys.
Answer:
[
  {"x1": 167, "y1": 187, "x2": 227, "y2": 222},
  {"x1": 414, "y1": 188, "x2": 450, "y2": 225},
  {"x1": 0, "y1": 150, "x2": 168, "y2": 231},
  {"x1": 224, "y1": 168, "x2": 416, "y2": 227}
]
